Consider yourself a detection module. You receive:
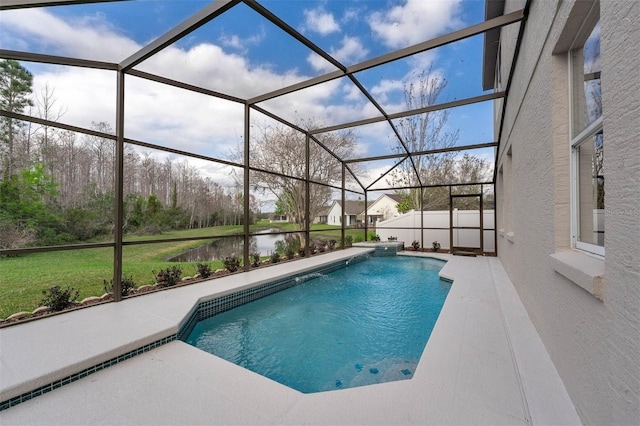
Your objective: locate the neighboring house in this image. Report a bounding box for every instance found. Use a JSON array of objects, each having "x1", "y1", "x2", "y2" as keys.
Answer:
[
  {"x1": 325, "y1": 200, "x2": 369, "y2": 227},
  {"x1": 268, "y1": 214, "x2": 288, "y2": 223},
  {"x1": 365, "y1": 194, "x2": 402, "y2": 225},
  {"x1": 325, "y1": 201, "x2": 341, "y2": 226},
  {"x1": 313, "y1": 206, "x2": 330, "y2": 224},
  {"x1": 322, "y1": 194, "x2": 400, "y2": 226}
]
